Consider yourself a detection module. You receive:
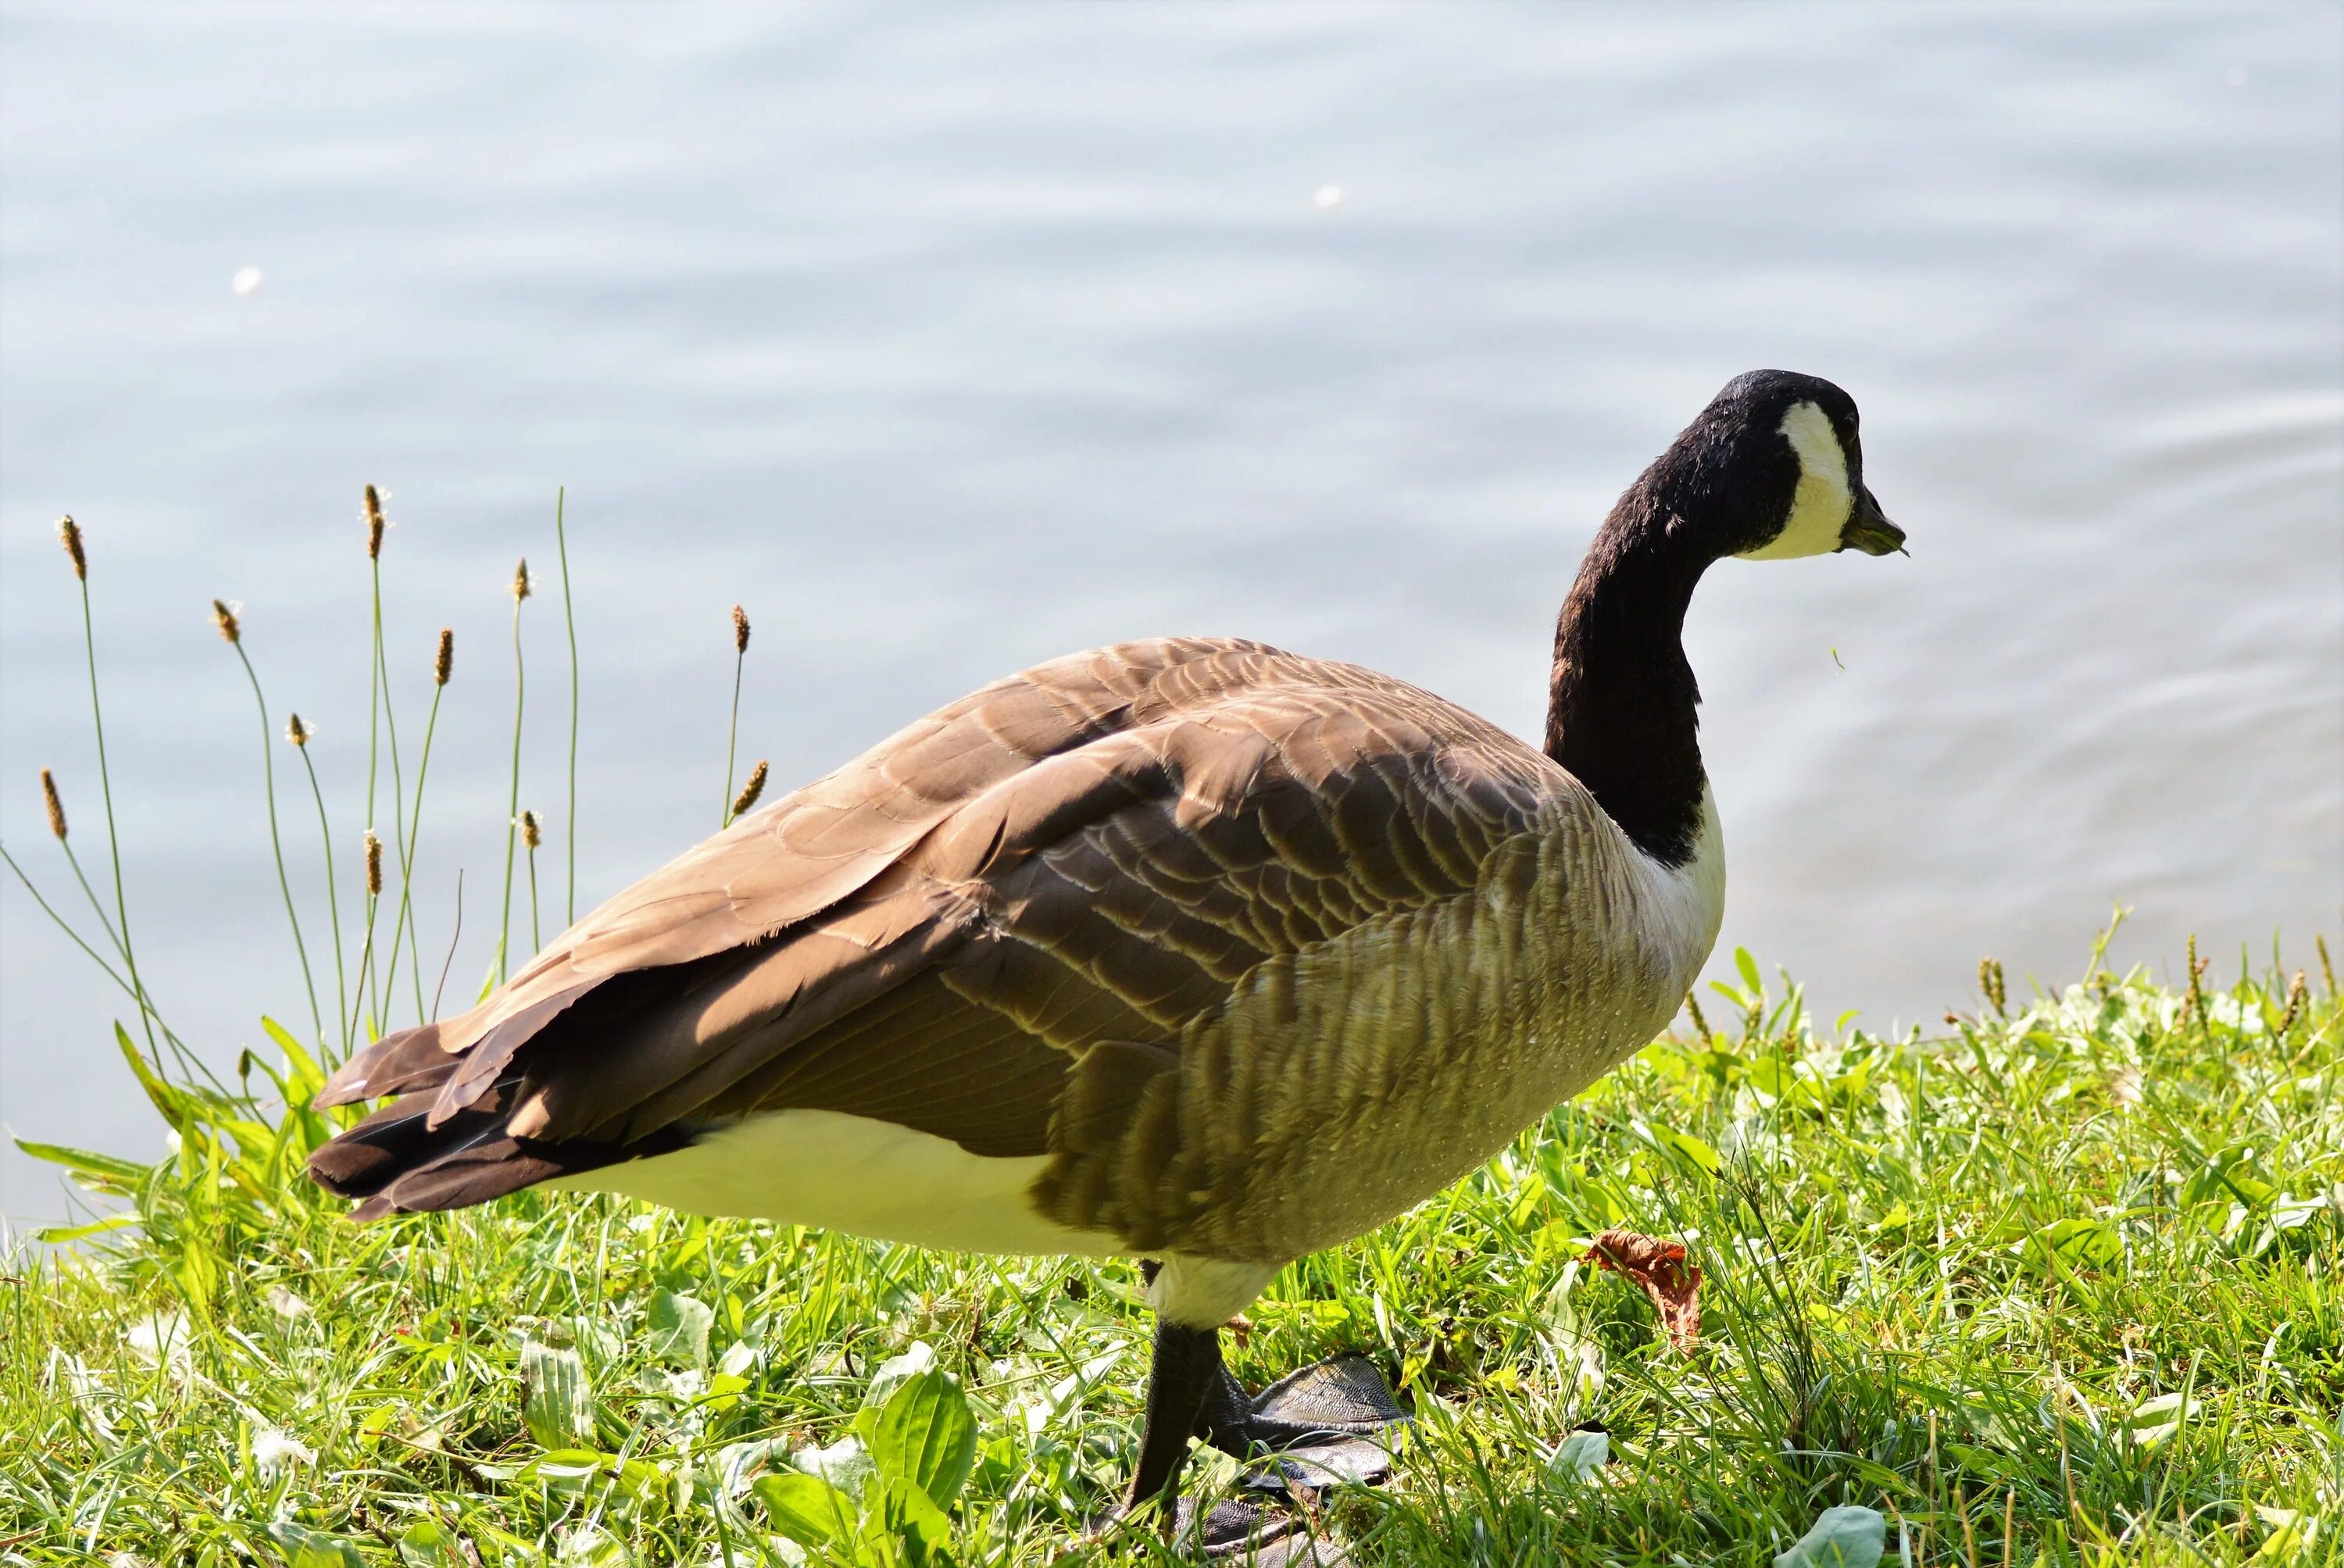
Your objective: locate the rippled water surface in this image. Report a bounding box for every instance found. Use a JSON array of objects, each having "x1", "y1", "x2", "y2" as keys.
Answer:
[{"x1": 3, "y1": 4, "x2": 2339, "y2": 1220}]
